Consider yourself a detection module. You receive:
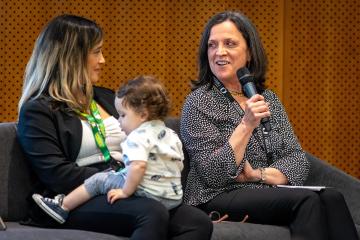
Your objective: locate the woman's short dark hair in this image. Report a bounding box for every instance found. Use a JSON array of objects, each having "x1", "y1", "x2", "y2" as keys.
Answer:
[{"x1": 194, "y1": 11, "x2": 268, "y2": 93}]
